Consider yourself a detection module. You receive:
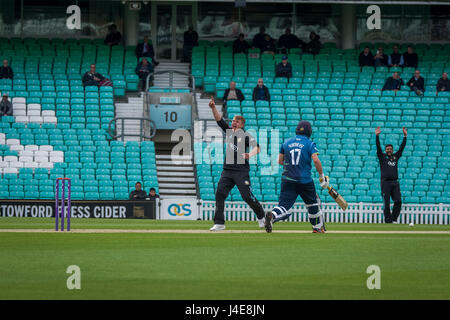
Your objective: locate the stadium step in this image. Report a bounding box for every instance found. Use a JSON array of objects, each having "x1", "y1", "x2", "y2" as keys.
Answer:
[
  {"x1": 157, "y1": 188, "x2": 197, "y2": 195},
  {"x1": 156, "y1": 160, "x2": 192, "y2": 165},
  {"x1": 159, "y1": 183, "x2": 196, "y2": 189},
  {"x1": 158, "y1": 171, "x2": 194, "y2": 177},
  {"x1": 156, "y1": 165, "x2": 192, "y2": 171},
  {"x1": 155, "y1": 154, "x2": 192, "y2": 160},
  {"x1": 155, "y1": 141, "x2": 197, "y2": 197},
  {"x1": 153, "y1": 62, "x2": 190, "y2": 88},
  {"x1": 158, "y1": 177, "x2": 195, "y2": 183},
  {"x1": 114, "y1": 93, "x2": 145, "y2": 142}
]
